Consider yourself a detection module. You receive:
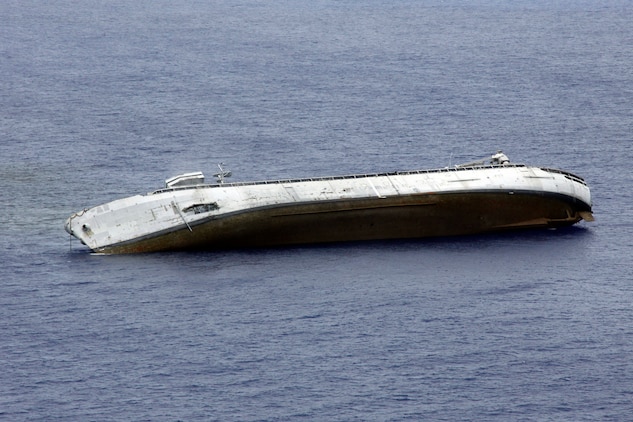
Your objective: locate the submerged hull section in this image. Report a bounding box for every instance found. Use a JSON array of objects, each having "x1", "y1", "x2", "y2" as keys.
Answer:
[{"x1": 65, "y1": 164, "x2": 593, "y2": 254}]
